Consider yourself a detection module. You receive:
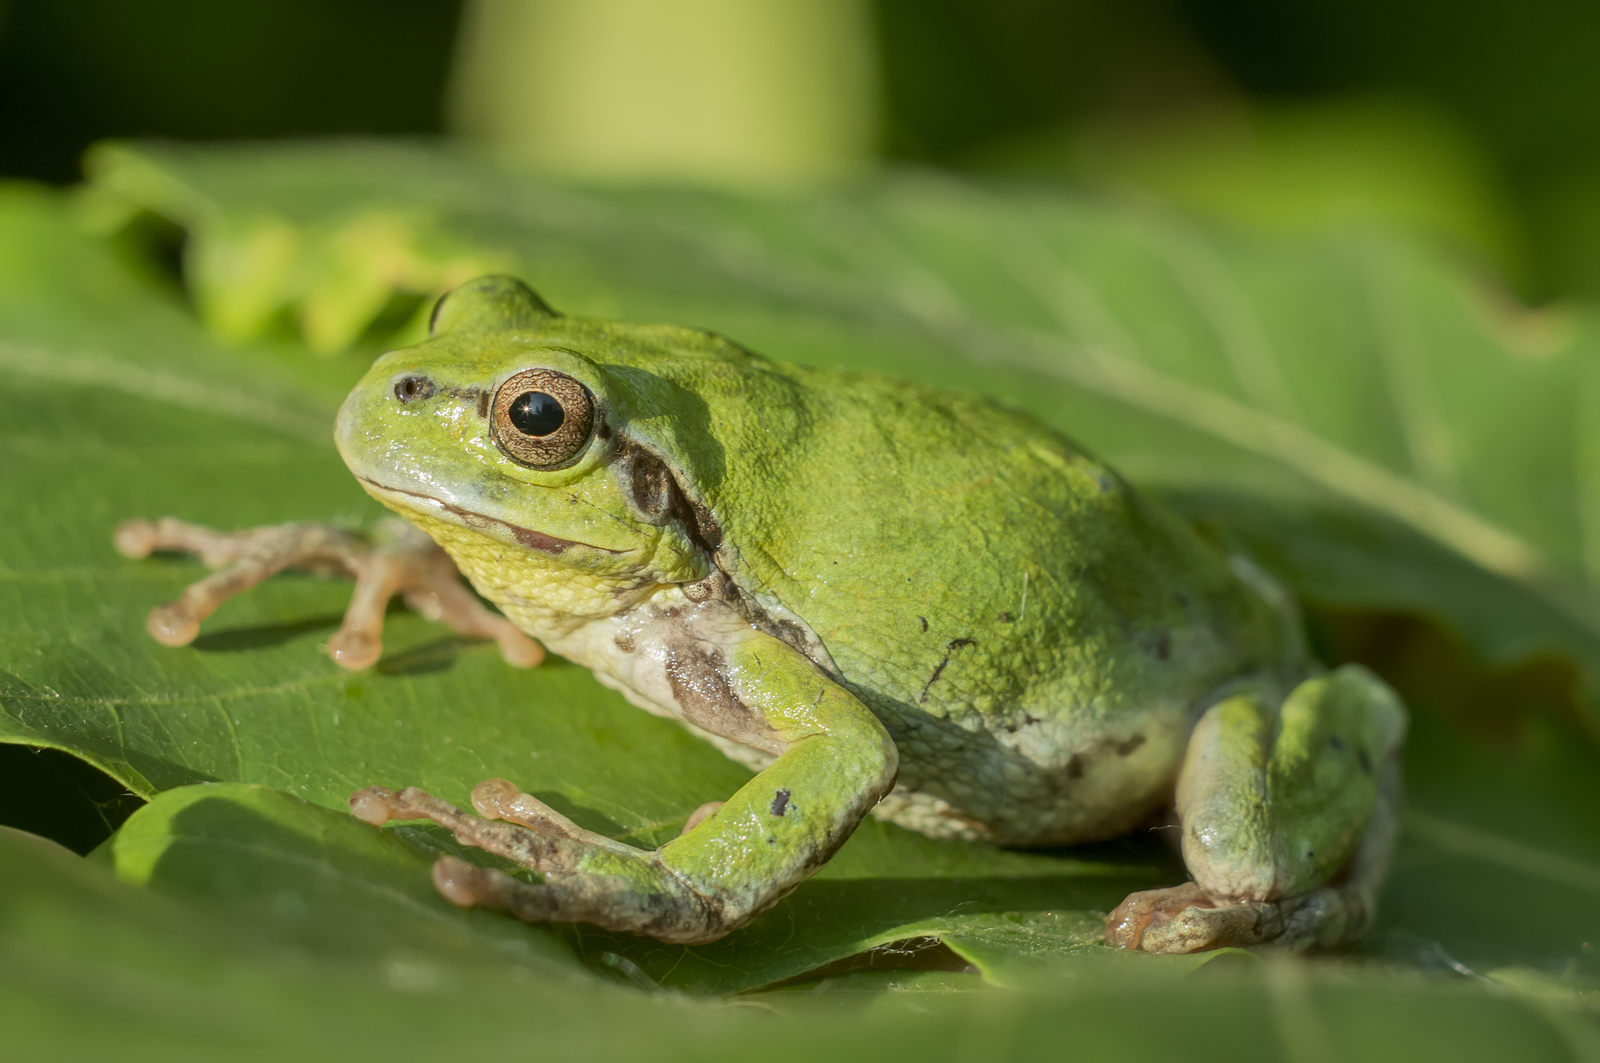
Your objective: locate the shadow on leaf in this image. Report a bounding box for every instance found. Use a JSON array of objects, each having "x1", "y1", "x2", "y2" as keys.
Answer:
[
  {"x1": 191, "y1": 613, "x2": 345, "y2": 653},
  {"x1": 374, "y1": 637, "x2": 476, "y2": 676},
  {"x1": 529, "y1": 790, "x2": 628, "y2": 839}
]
